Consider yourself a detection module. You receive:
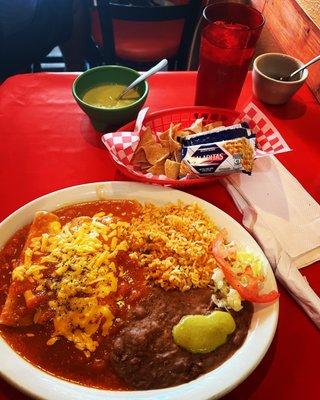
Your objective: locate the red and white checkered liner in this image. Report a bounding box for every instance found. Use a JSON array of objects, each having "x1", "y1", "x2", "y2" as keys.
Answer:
[
  {"x1": 235, "y1": 102, "x2": 291, "y2": 157},
  {"x1": 102, "y1": 103, "x2": 291, "y2": 187}
]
